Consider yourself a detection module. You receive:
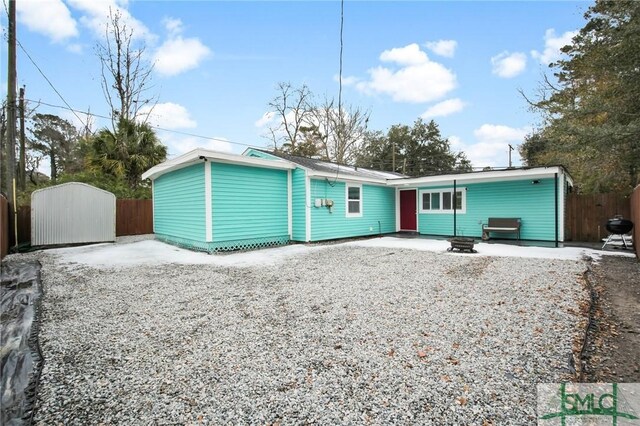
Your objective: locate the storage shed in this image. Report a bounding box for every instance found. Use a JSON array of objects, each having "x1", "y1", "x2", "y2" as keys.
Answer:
[{"x1": 31, "y1": 182, "x2": 116, "y2": 246}]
